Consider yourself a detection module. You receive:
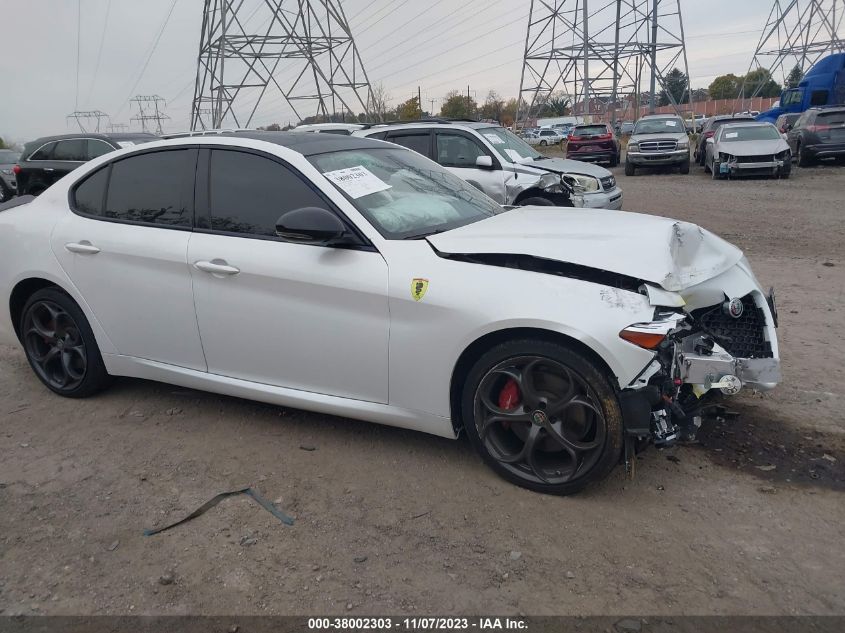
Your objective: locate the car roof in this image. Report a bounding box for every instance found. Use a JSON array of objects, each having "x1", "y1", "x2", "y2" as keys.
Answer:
[
  {"x1": 187, "y1": 130, "x2": 392, "y2": 156},
  {"x1": 26, "y1": 132, "x2": 158, "y2": 145},
  {"x1": 359, "y1": 118, "x2": 493, "y2": 132},
  {"x1": 720, "y1": 121, "x2": 773, "y2": 128}
]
